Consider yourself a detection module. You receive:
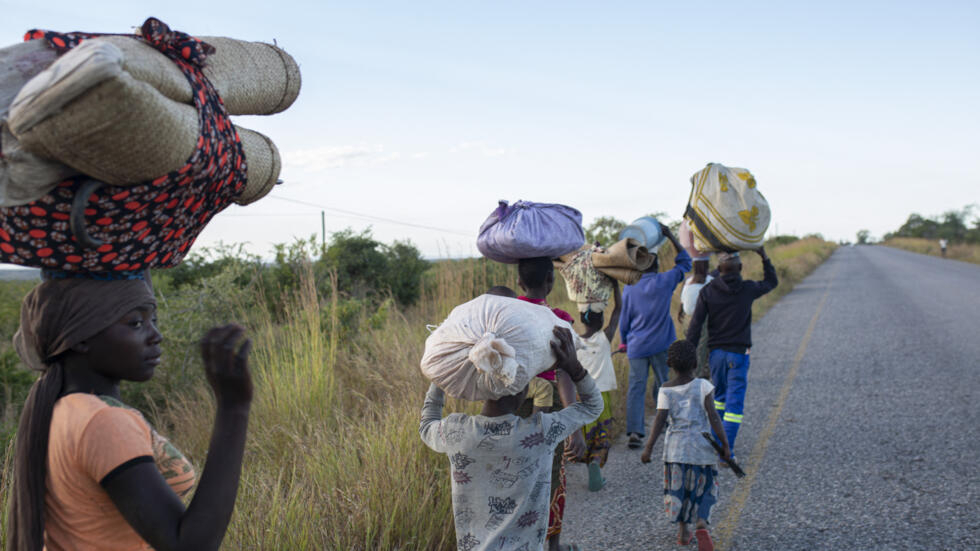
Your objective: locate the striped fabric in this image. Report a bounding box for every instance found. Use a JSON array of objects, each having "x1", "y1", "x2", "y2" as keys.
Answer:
[
  {"x1": 684, "y1": 163, "x2": 770, "y2": 252},
  {"x1": 723, "y1": 412, "x2": 744, "y2": 424}
]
